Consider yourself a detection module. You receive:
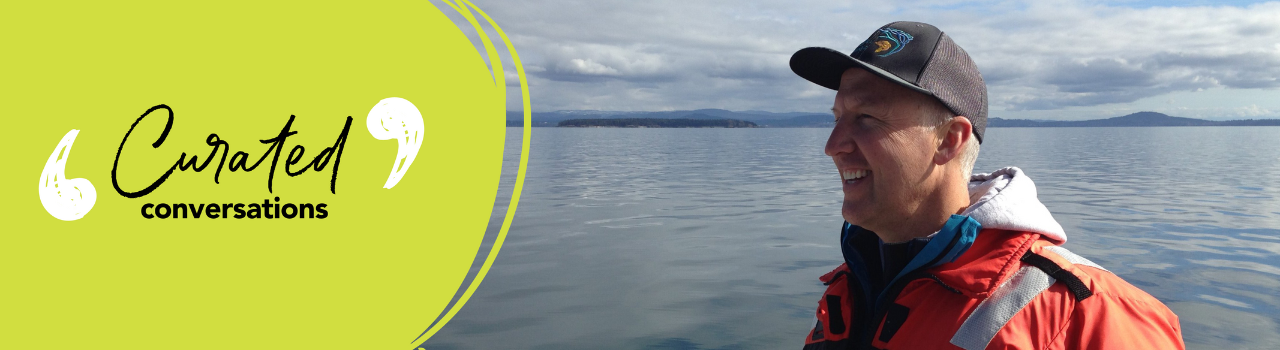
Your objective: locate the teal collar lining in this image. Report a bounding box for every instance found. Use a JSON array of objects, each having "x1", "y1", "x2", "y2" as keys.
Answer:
[{"x1": 843, "y1": 214, "x2": 982, "y2": 308}]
